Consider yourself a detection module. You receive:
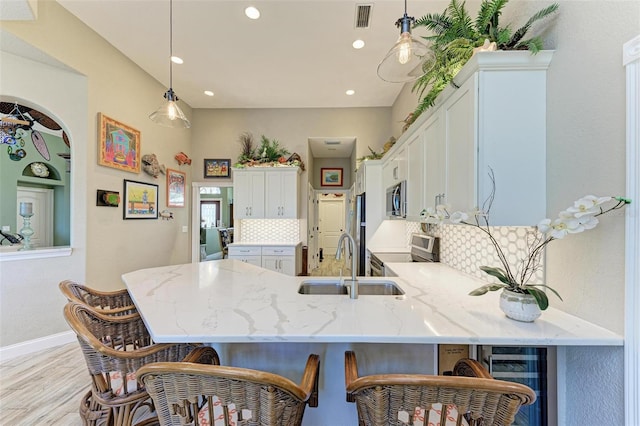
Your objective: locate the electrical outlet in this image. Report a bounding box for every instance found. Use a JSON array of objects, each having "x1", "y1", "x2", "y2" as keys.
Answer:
[
  {"x1": 182, "y1": 226, "x2": 188, "y2": 233},
  {"x1": 1, "y1": 226, "x2": 9, "y2": 232}
]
